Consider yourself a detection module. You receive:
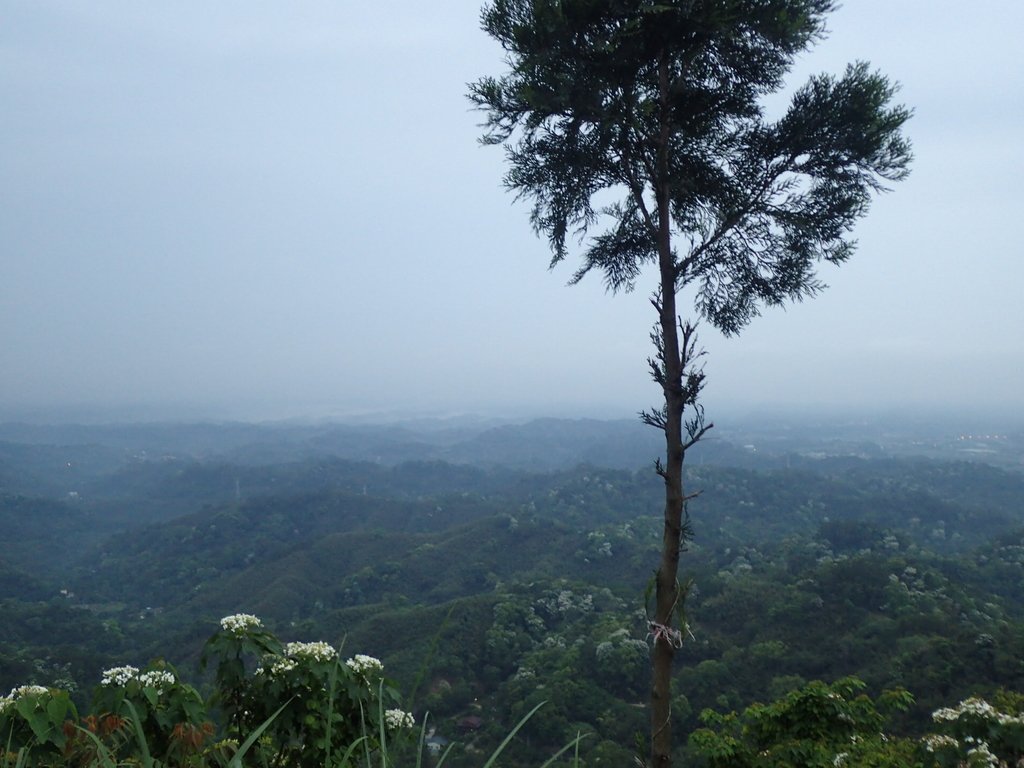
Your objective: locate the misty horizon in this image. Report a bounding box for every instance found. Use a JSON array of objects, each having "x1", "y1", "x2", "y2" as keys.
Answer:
[{"x1": 1, "y1": 397, "x2": 1019, "y2": 435}]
